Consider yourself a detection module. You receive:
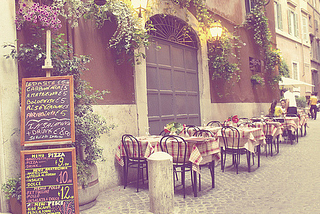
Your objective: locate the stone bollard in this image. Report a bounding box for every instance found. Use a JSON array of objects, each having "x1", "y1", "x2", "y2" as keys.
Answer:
[{"x1": 148, "y1": 152, "x2": 174, "y2": 214}]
